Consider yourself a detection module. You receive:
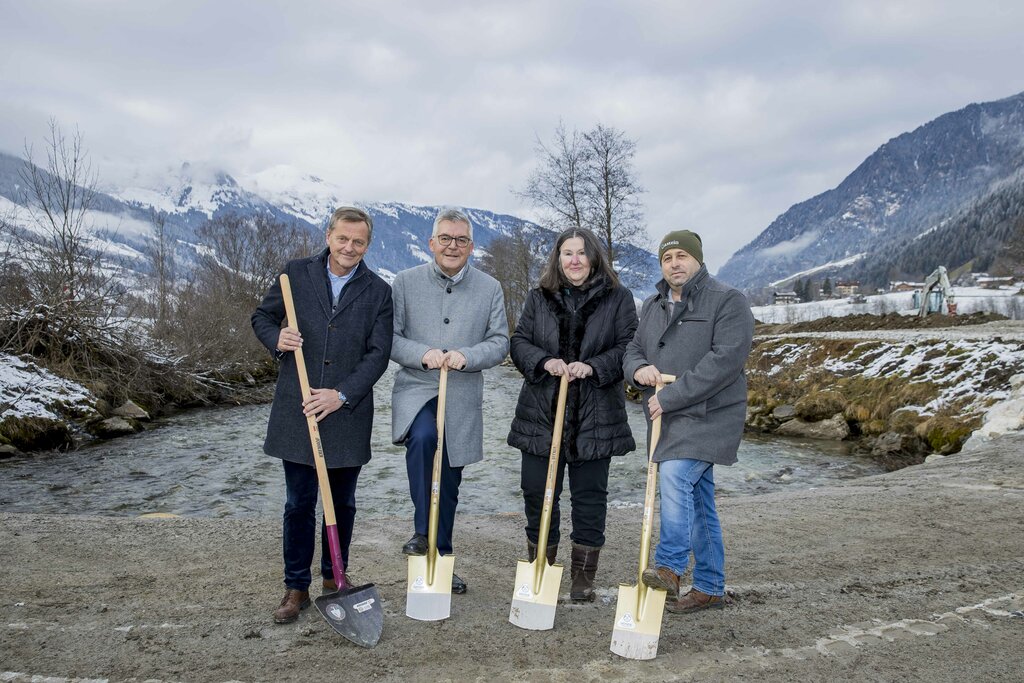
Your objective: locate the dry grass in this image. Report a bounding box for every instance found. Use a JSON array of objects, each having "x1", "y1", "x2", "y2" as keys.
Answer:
[
  {"x1": 795, "y1": 390, "x2": 848, "y2": 421},
  {"x1": 888, "y1": 409, "x2": 926, "y2": 435},
  {"x1": 746, "y1": 337, "x2": 979, "y2": 454}
]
